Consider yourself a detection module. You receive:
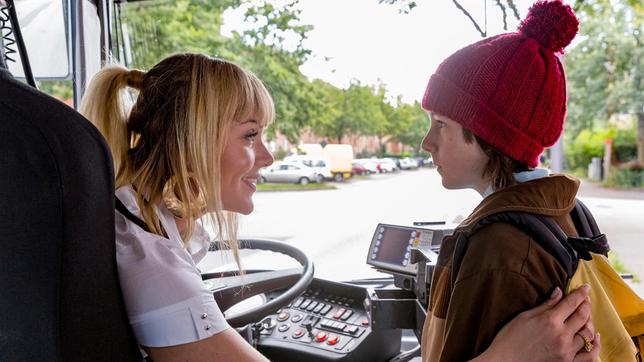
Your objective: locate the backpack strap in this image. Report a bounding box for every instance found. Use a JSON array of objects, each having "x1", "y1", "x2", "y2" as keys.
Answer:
[
  {"x1": 115, "y1": 196, "x2": 151, "y2": 233},
  {"x1": 568, "y1": 199, "x2": 610, "y2": 259},
  {"x1": 451, "y1": 199, "x2": 610, "y2": 288}
]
